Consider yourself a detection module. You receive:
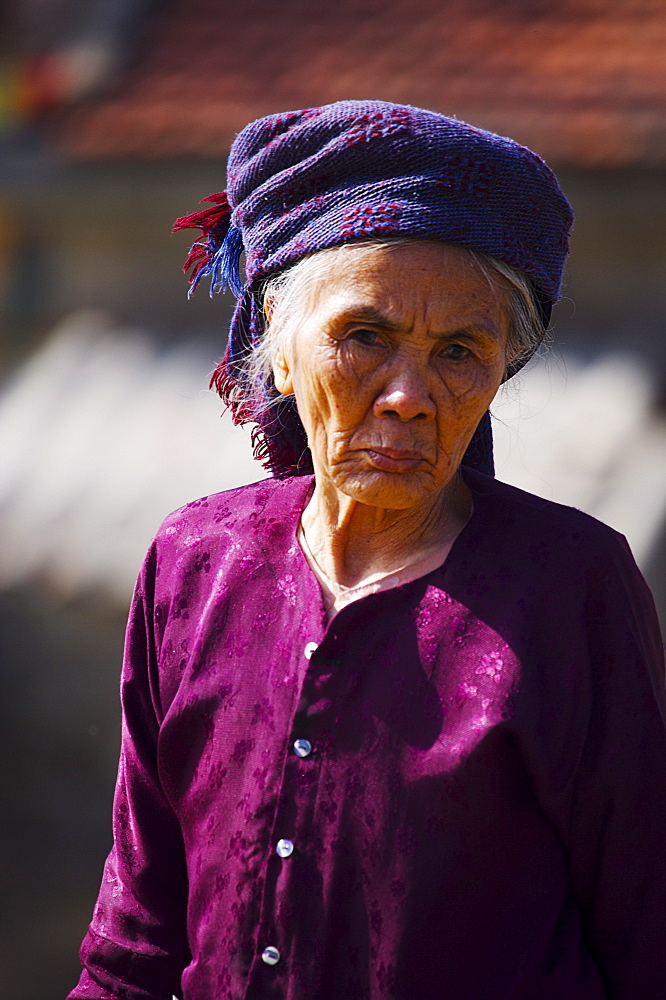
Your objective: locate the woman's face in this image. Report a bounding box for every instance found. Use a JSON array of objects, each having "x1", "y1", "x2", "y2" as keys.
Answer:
[{"x1": 273, "y1": 241, "x2": 511, "y2": 510}]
